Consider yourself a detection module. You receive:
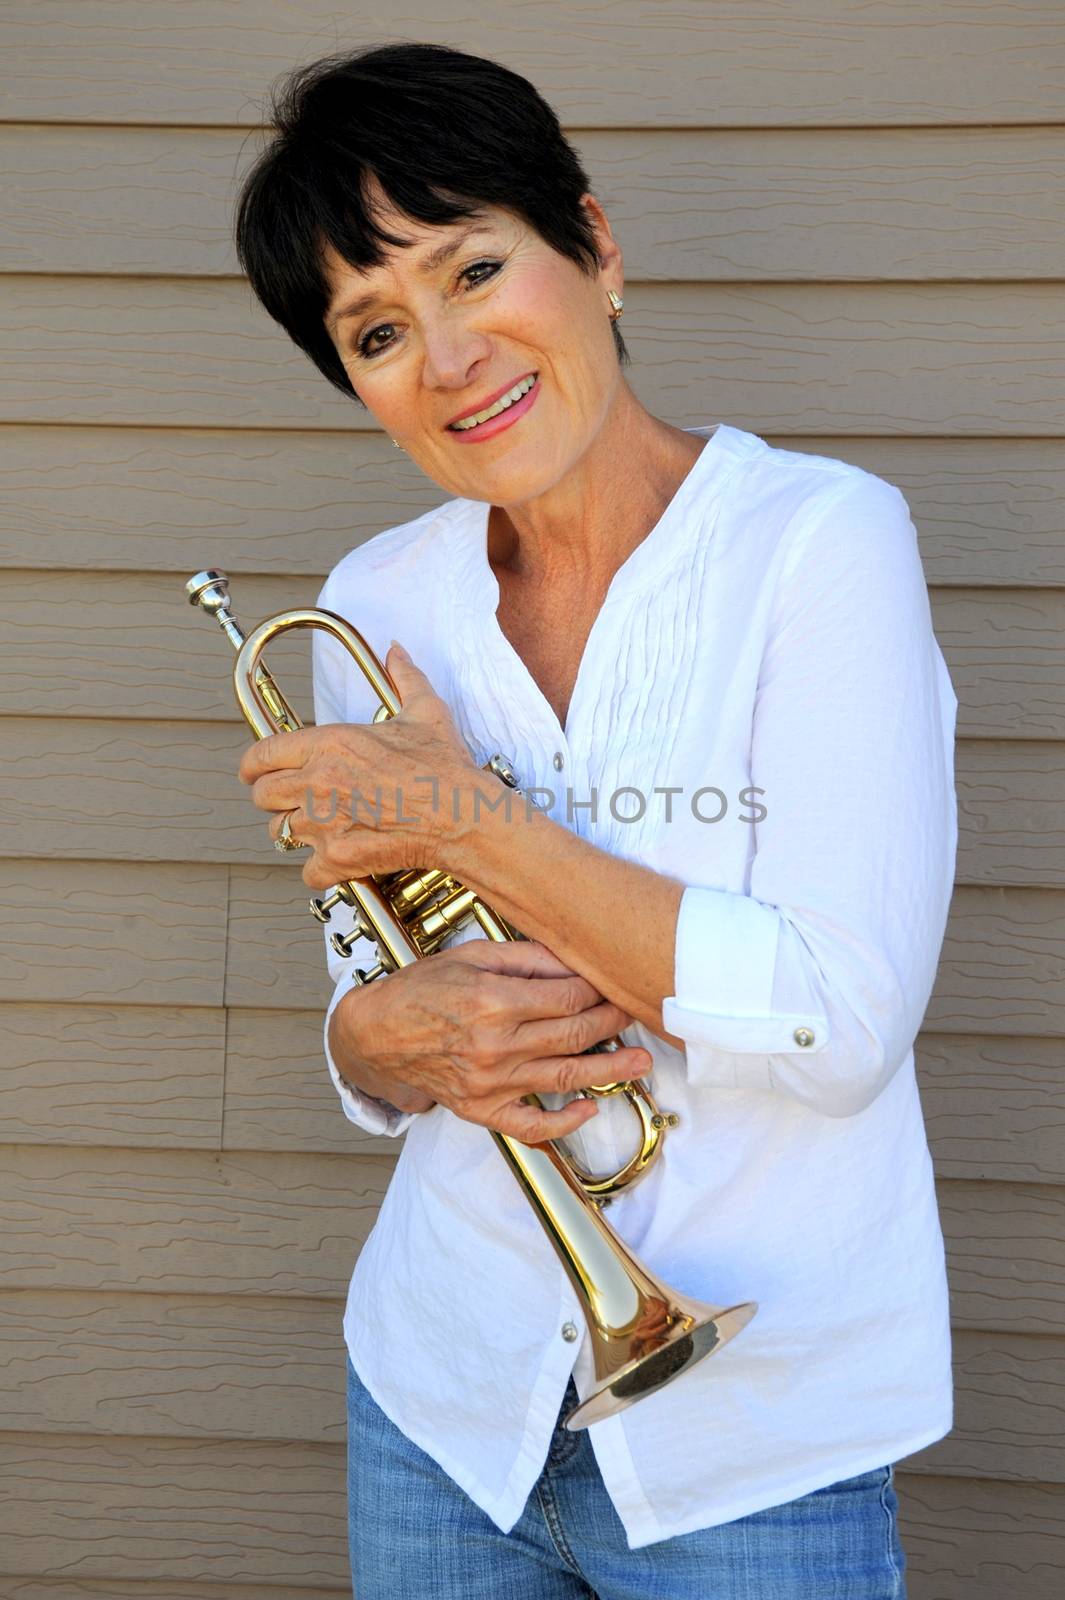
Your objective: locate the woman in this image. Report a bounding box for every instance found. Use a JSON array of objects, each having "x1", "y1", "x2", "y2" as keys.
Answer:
[{"x1": 233, "y1": 41, "x2": 957, "y2": 1599}]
